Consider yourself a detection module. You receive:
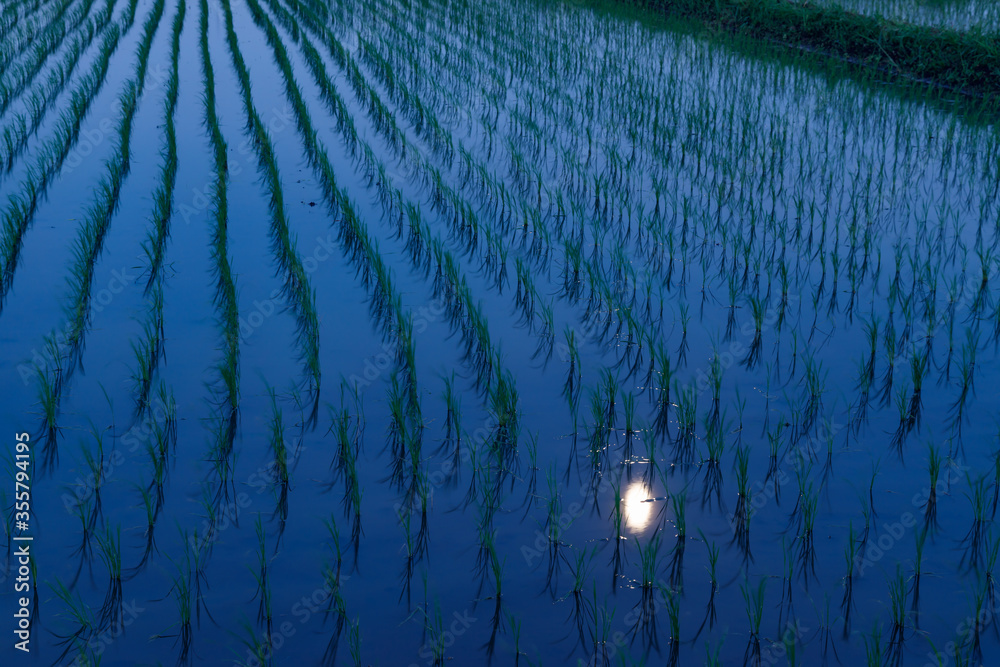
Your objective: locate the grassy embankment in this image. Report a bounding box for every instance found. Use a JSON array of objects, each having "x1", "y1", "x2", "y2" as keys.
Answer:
[{"x1": 618, "y1": 0, "x2": 1000, "y2": 99}]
